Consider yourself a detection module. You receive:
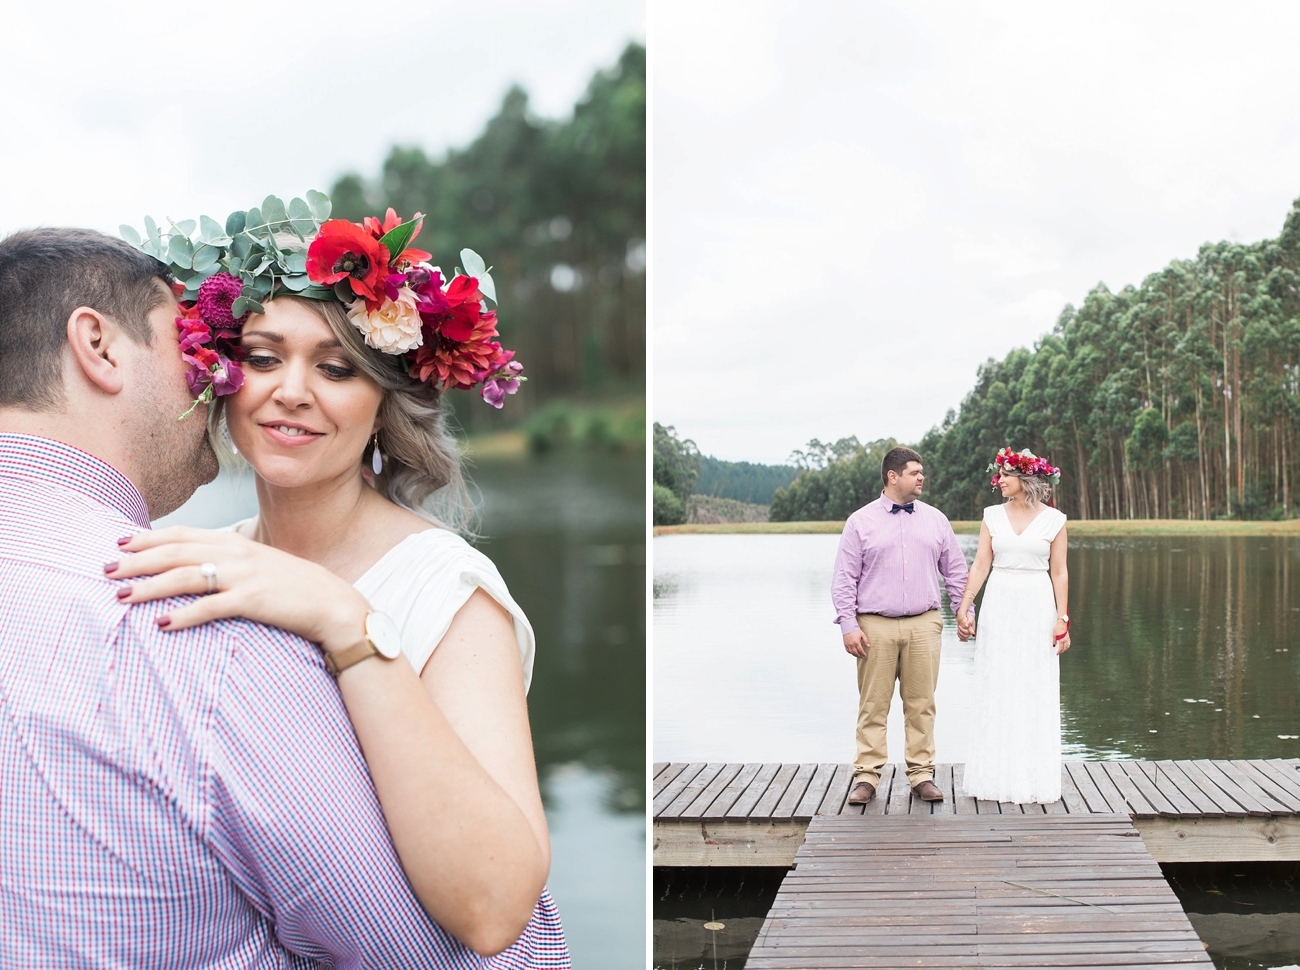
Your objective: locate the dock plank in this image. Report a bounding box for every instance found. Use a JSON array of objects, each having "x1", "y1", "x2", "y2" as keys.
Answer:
[
  {"x1": 818, "y1": 763, "x2": 855, "y2": 816},
  {"x1": 771, "y1": 763, "x2": 818, "y2": 818},
  {"x1": 793, "y1": 763, "x2": 839, "y2": 819},
  {"x1": 952, "y1": 763, "x2": 978, "y2": 815},
  {"x1": 1193, "y1": 759, "x2": 1276, "y2": 816},
  {"x1": 651, "y1": 761, "x2": 688, "y2": 800},
  {"x1": 1234, "y1": 760, "x2": 1300, "y2": 812},
  {"x1": 675, "y1": 762, "x2": 743, "y2": 819},
  {"x1": 660, "y1": 762, "x2": 727, "y2": 818},
  {"x1": 651, "y1": 762, "x2": 705, "y2": 815},
  {"x1": 886, "y1": 767, "x2": 913, "y2": 815},
  {"x1": 746, "y1": 814, "x2": 1212, "y2": 969},
  {"x1": 1147, "y1": 761, "x2": 1224, "y2": 817},
  {"x1": 701, "y1": 761, "x2": 763, "y2": 819},
  {"x1": 747, "y1": 763, "x2": 800, "y2": 819},
  {"x1": 1081, "y1": 760, "x2": 1131, "y2": 815},
  {"x1": 1175, "y1": 759, "x2": 1249, "y2": 817},
  {"x1": 862, "y1": 764, "x2": 895, "y2": 816}
]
